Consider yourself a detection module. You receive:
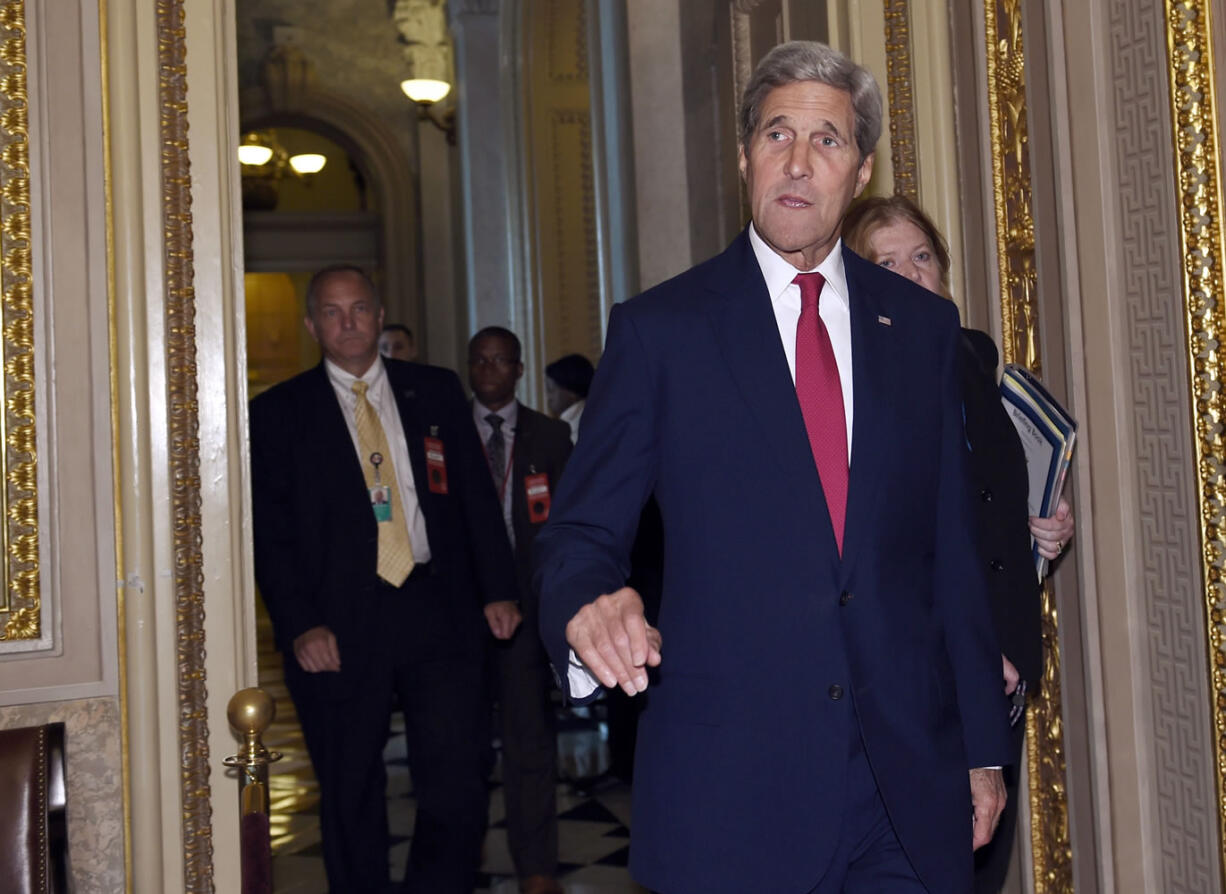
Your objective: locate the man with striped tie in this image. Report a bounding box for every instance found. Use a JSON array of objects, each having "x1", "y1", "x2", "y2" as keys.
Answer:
[{"x1": 250, "y1": 265, "x2": 518, "y2": 894}]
